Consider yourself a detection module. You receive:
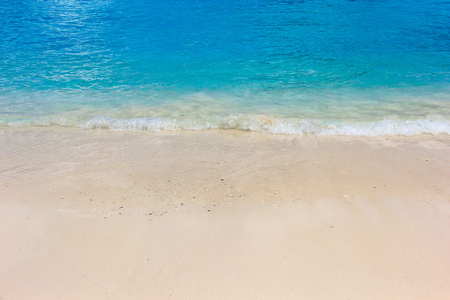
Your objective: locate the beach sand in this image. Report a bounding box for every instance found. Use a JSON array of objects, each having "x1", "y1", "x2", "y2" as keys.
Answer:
[{"x1": 1, "y1": 128, "x2": 449, "y2": 299}]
